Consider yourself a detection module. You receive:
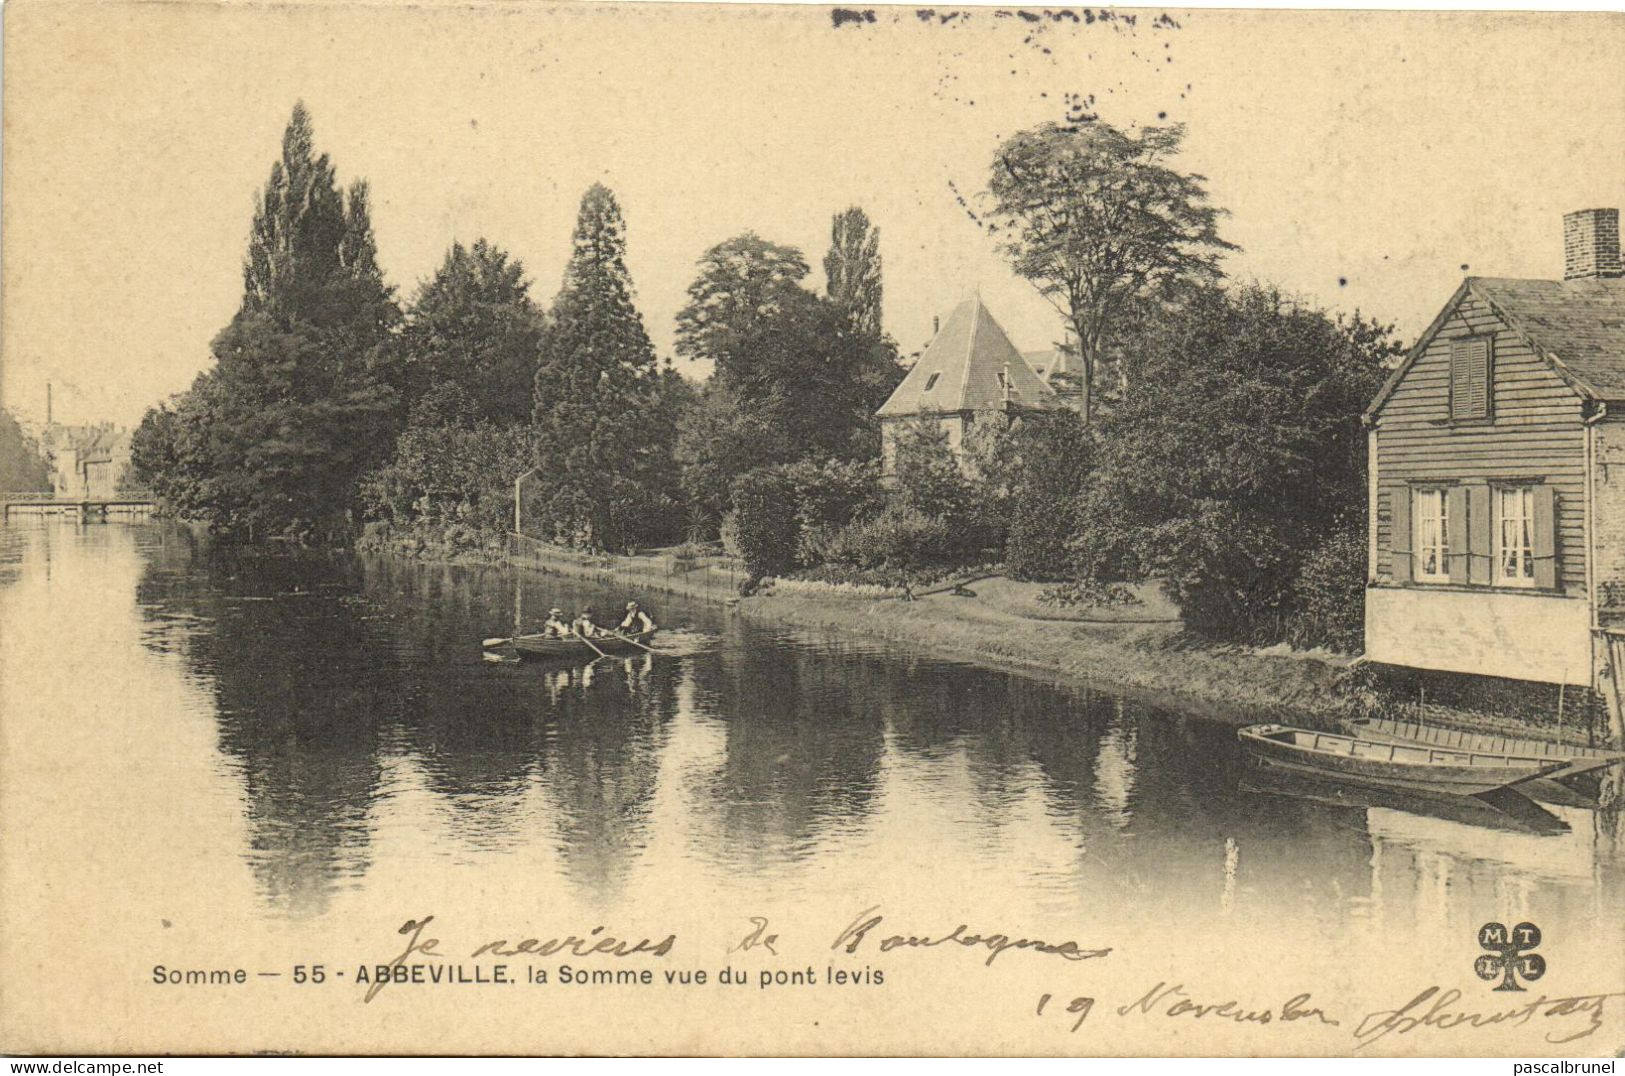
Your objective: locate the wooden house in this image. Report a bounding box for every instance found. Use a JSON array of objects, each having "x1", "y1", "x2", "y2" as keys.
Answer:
[
  {"x1": 1364, "y1": 208, "x2": 1625, "y2": 737},
  {"x1": 876, "y1": 295, "x2": 1064, "y2": 471}
]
